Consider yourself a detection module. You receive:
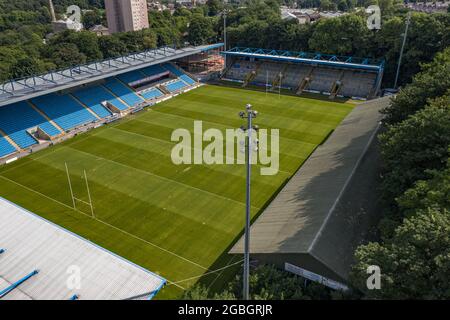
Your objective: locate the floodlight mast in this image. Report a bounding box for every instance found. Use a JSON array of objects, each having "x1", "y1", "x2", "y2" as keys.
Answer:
[
  {"x1": 394, "y1": 11, "x2": 411, "y2": 89},
  {"x1": 239, "y1": 103, "x2": 258, "y2": 300}
]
